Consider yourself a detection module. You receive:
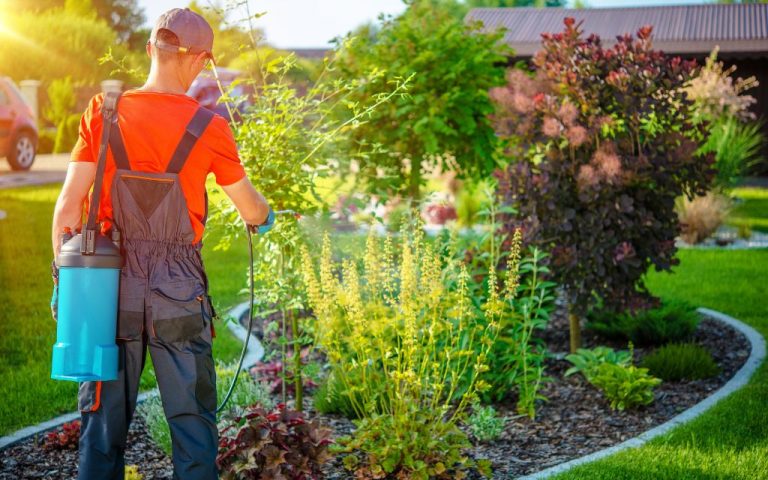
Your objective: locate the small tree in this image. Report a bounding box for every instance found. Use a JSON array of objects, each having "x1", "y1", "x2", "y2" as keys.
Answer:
[
  {"x1": 333, "y1": 0, "x2": 508, "y2": 200},
  {"x1": 491, "y1": 19, "x2": 715, "y2": 351}
]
